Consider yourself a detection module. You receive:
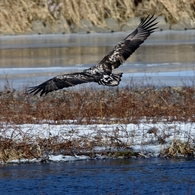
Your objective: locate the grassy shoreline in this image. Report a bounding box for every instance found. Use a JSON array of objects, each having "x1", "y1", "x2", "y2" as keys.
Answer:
[
  {"x1": 0, "y1": 0, "x2": 195, "y2": 35},
  {"x1": 1, "y1": 86, "x2": 195, "y2": 124},
  {"x1": 0, "y1": 85, "x2": 195, "y2": 163}
]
